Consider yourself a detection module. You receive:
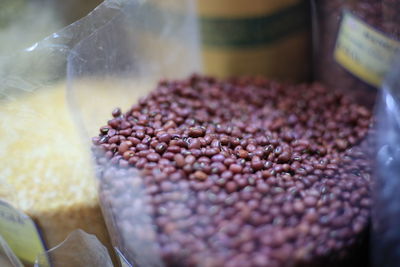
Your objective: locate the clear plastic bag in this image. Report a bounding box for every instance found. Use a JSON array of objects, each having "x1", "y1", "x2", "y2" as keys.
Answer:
[
  {"x1": 0, "y1": 0, "x2": 164, "y2": 263},
  {"x1": 0, "y1": 229, "x2": 112, "y2": 267},
  {"x1": 67, "y1": 0, "x2": 201, "y2": 137},
  {"x1": 1, "y1": 0, "x2": 199, "y2": 264},
  {"x1": 373, "y1": 54, "x2": 400, "y2": 267},
  {"x1": 0, "y1": 0, "x2": 62, "y2": 55},
  {"x1": 67, "y1": 1, "x2": 373, "y2": 266},
  {"x1": 65, "y1": 0, "x2": 201, "y2": 266},
  {"x1": 35, "y1": 230, "x2": 113, "y2": 267}
]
